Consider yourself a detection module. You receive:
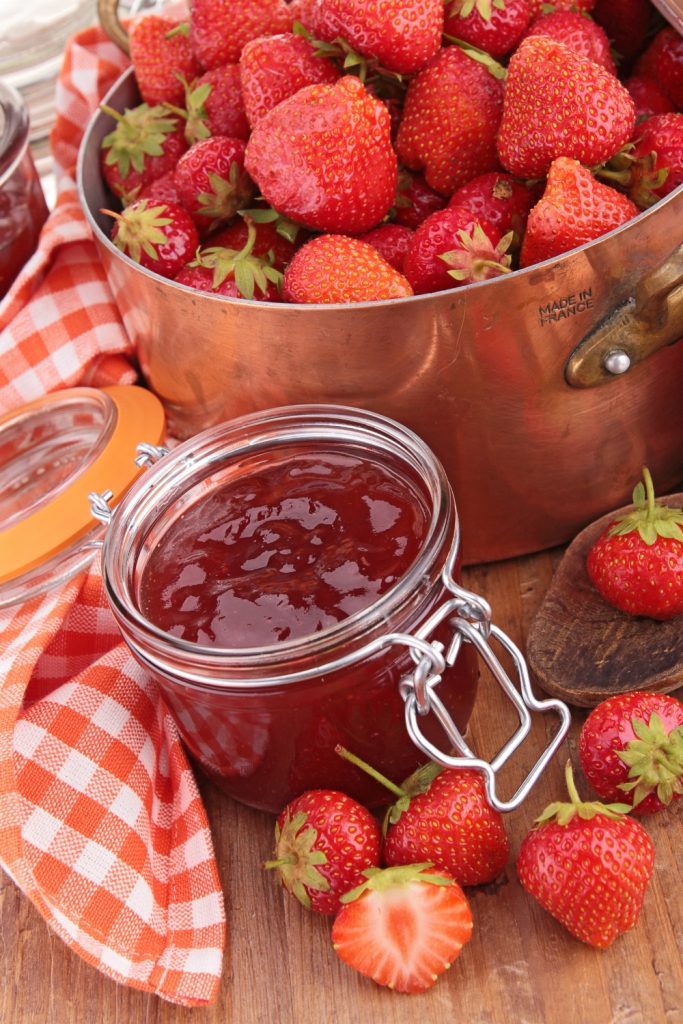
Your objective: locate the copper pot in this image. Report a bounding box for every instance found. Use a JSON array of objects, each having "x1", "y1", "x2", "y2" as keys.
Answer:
[{"x1": 77, "y1": 65, "x2": 683, "y2": 564}]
